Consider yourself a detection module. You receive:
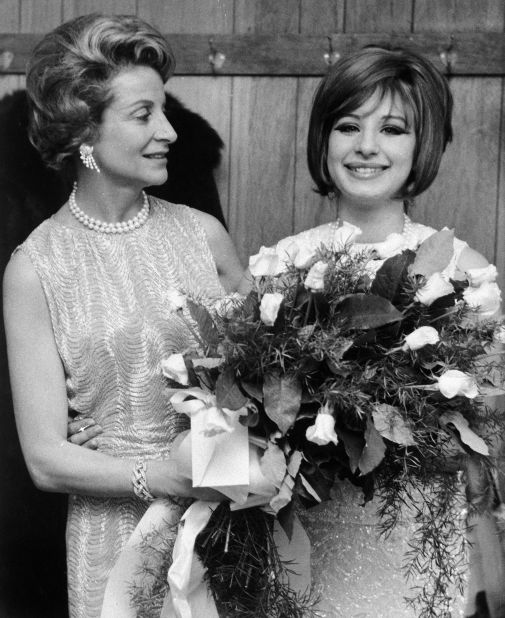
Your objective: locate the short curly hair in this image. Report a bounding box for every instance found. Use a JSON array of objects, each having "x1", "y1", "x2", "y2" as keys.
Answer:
[
  {"x1": 26, "y1": 13, "x2": 175, "y2": 170},
  {"x1": 307, "y1": 45, "x2": 453, "y2": 201}
]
